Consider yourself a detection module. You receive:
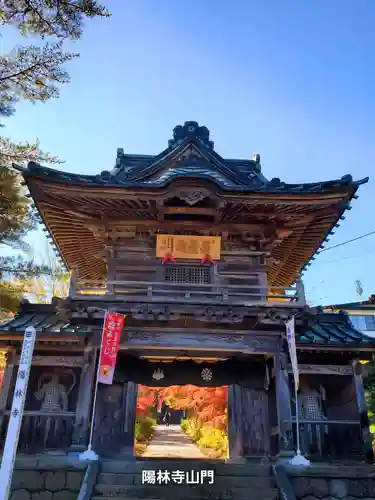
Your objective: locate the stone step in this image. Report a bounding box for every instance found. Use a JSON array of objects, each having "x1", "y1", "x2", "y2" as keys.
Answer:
[
  {"x1": 100, "y1": 460, "x2": 272, "y2": 476},
  {"x1": 98, "y1": 472, "x2": 276, "y2": 488},
  {"x1": 92, "y1": 484, "x2": 279, "y2": 500}
]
